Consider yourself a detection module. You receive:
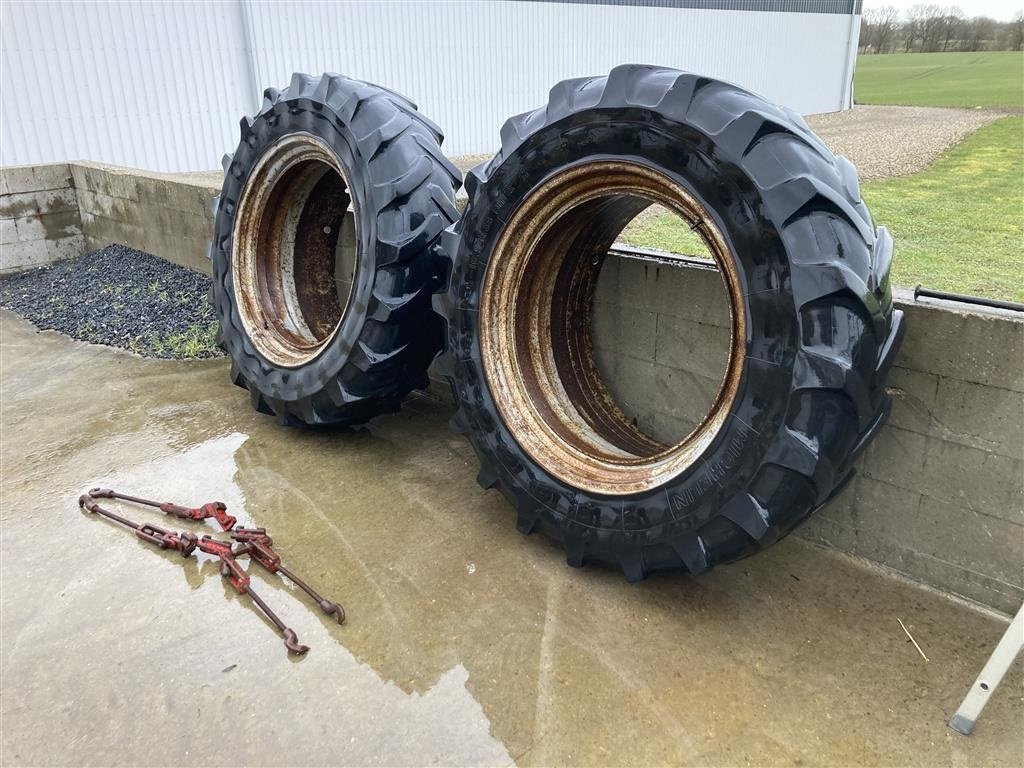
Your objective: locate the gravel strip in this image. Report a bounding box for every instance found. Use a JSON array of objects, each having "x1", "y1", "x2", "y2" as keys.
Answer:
[
  {"x1": 805, "y1": 104, "x2": 1008, "y2": 182},
  {"x1": 0, "y1": 244, "x2": 222, "y2": 359},
  {"x1": 450, "y1": 154, "x2": 491, "y2": 175},
  {"x1": 449, "y1": 104, "x2": 1009, "y2": 184}
]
